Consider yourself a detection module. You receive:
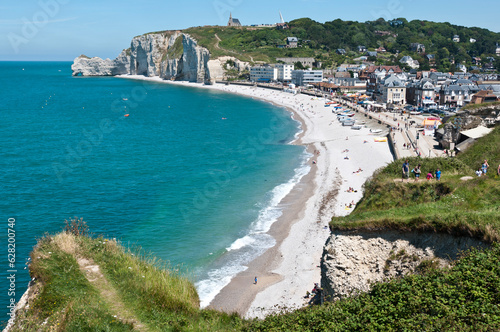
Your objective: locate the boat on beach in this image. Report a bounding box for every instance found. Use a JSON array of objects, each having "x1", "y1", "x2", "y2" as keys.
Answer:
[
  {"x1": 370, "y1": 128, "x2": 383, "y2": 133},
  {"x1": 351, "y1": 124, "x2": 364, "y2": 130},
  {"x1": 342, "y1": 119, "x2": 356, "y2": 126}
]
